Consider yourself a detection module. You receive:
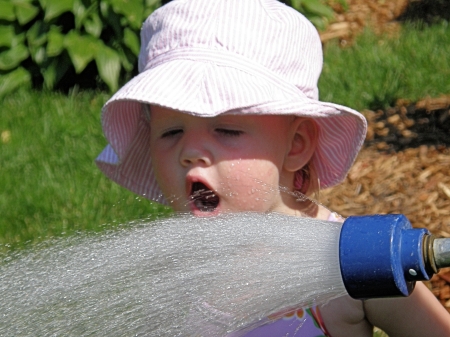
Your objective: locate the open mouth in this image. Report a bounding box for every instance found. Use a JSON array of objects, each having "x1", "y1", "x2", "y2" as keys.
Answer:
[{"x1": 189, "y1": 182, "x2": 220, "y2": 212}]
